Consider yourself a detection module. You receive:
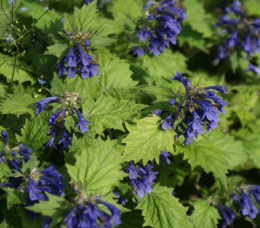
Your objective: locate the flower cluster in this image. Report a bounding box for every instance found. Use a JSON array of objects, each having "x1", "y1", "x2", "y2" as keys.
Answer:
[
  {"x1": 154, "y1": 72, "x2": 227, "y2": 145},
  {"x1": 63, "y1": 195, "x2": 121, "y2": 228},
  {"x1": 214, "y1": 0, "x2": 260, "y2": 75},
  {"x1": 133, "y1": 0, "x2": 186, "y2": 57},
  {"x1": 35, "y1": 91, "x2": 91, "y2": 152},
  {"x1": 126, "y1": 161, "x2": 158, "y2": 198},
  {"x1": 113, "y1": 191, "x2": 128, "y2": 205},
  {"x1": 56, "y1": 42, "x2": 100, "y2": 79},
  {"x1": 0, "y1": 130, "x2": 32, "y2": 173},
  {"x1": 215, "y1": 185, "x2": 260, "y2": 227}
]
